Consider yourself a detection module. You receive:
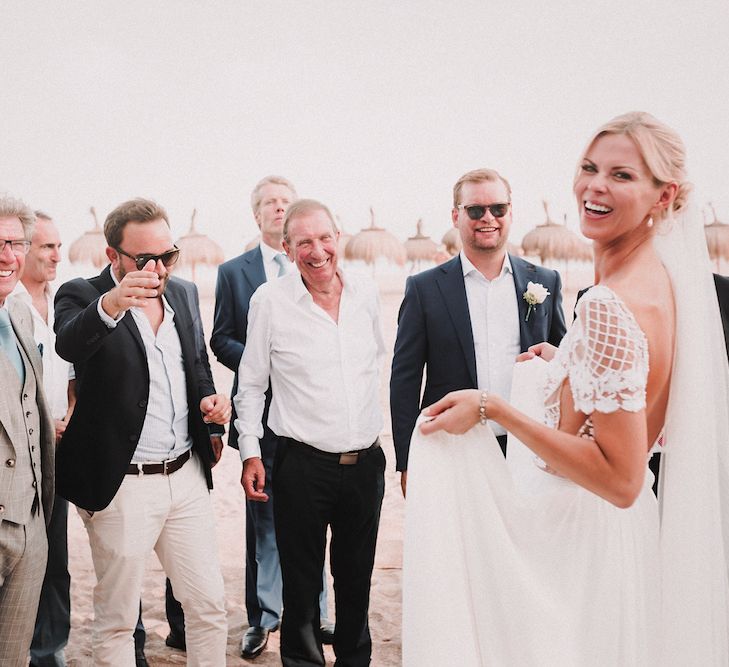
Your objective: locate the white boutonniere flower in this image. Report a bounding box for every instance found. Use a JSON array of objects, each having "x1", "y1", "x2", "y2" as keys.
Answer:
[{"x1": 523, "y1": 281, "x2": 550, "y2": 322}]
